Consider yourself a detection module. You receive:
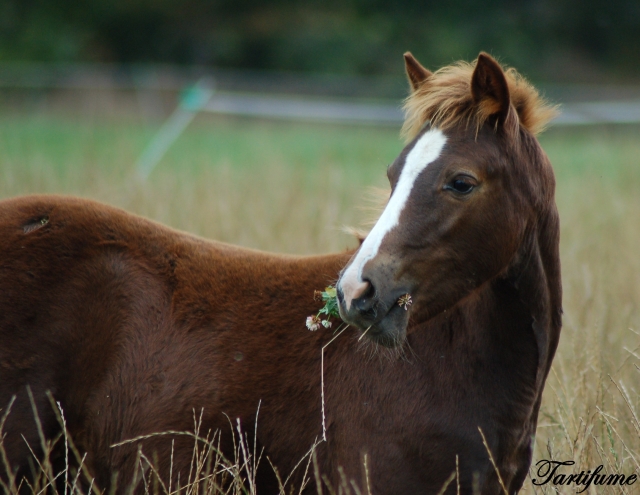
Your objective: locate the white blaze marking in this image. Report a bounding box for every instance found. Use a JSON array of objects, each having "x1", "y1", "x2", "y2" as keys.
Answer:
[{"x1": 340, "y1": 128, "x2": 447, "y2": 309}]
